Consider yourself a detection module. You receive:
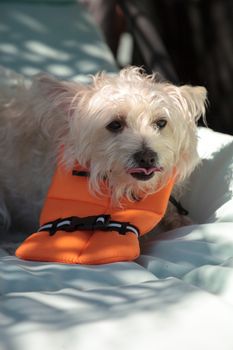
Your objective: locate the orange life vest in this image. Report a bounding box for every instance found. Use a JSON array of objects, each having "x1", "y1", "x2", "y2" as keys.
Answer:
[{"x1": 16, "y1": 162, "x2": 175, "y2": 264}]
